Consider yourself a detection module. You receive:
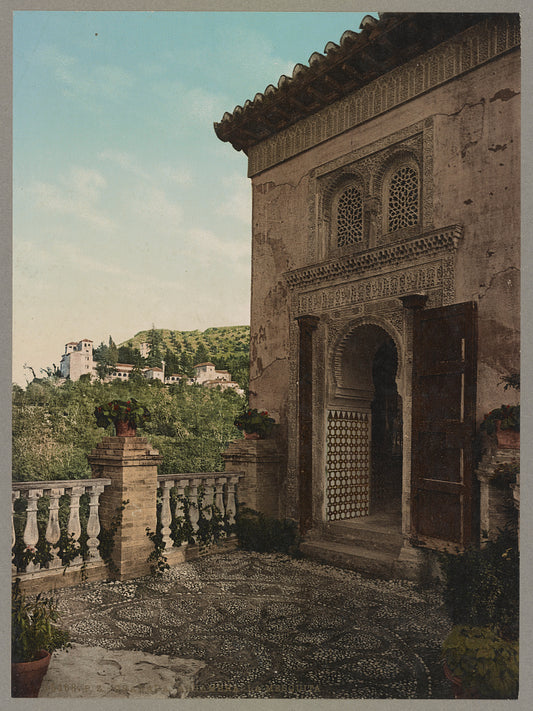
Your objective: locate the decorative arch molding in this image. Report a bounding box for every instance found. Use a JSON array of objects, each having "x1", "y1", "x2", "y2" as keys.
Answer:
[
  {"x1": 329, "y1": 314, "x2": 405, "y2": 403},
  {"x1": 371, "y1": 147, "x2": 421, "y2": 198},
  {"x1": 320, "y1": 169, "x2": 369, "y2": 224}
]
